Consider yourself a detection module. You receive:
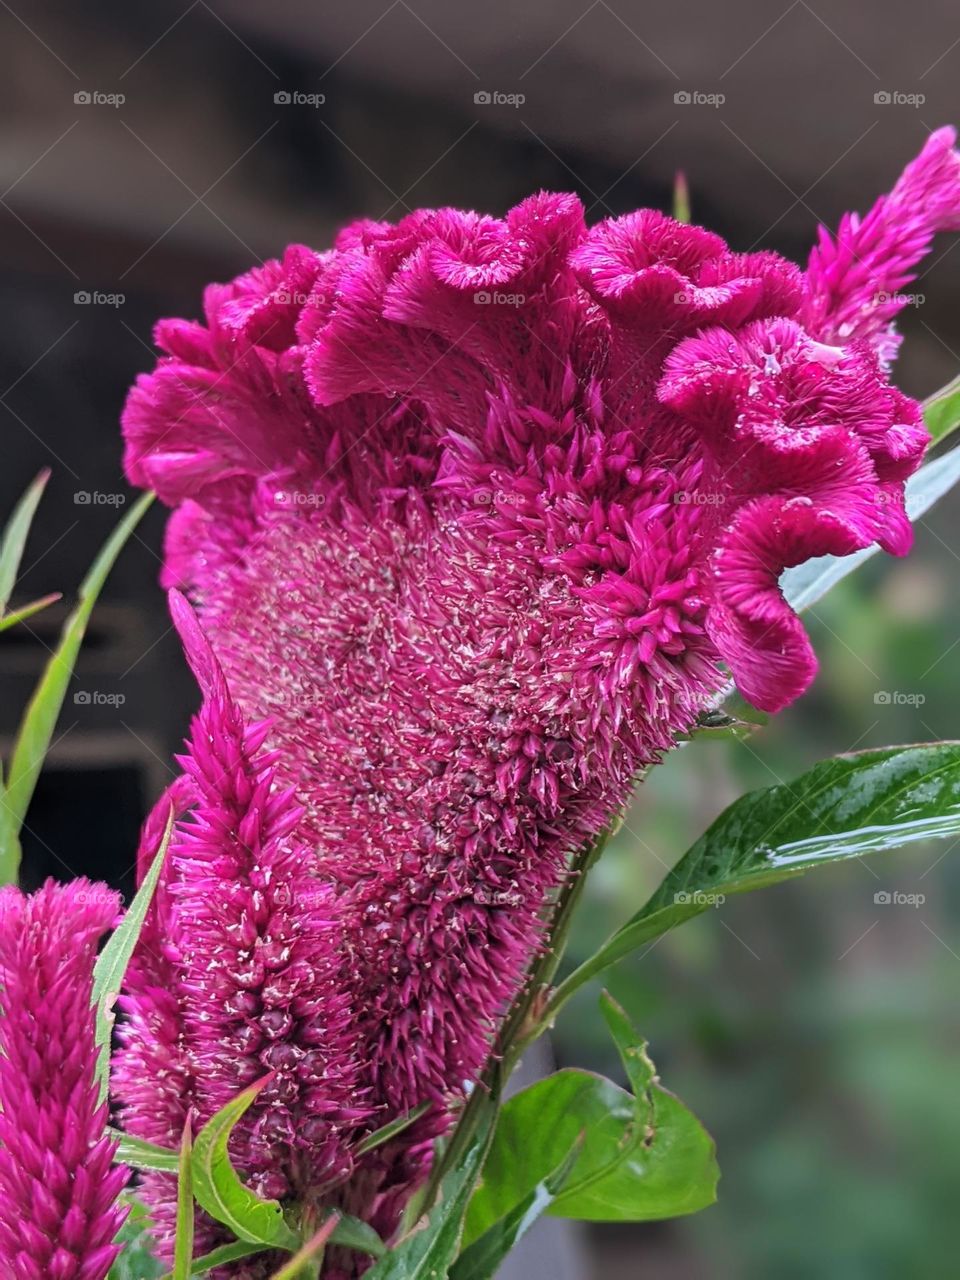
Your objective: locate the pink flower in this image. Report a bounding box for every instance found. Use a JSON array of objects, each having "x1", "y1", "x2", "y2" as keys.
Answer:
[
  {"x1": 804, "y1": 125, "x2": 960, "y2": 365},
  {"x1": 120, "y1": 132, "x2": 957, "y2": 1225},
  {"x1": 0, "y1": 879, "x2": 128, "y2": 1280},
  {"x1": 113, "y1": 593, "x2": 365, "y2": 1262}
]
